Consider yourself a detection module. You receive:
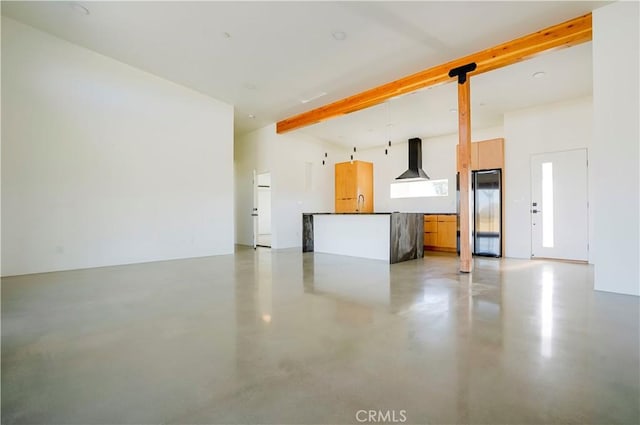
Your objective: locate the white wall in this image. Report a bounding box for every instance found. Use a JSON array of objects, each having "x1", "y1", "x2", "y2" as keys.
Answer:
[
  {"x1": 356, "y1": 126, "x2": 504, "y2": 213},
  {"x1": 235, "y1": 127, "x2": 263, "y2": 247},
  {"x1": 592, "y1": 2, "x2": 639, "y2": 296},
  {"x1": 234, "y1": 124, "x2": 343, "y2": 249},
  {"x1": 1, "y1": 18, "x2": 234, "y2": 276},
  {"x1": 503, "y1": 97, "x2": 593, "y2": 260}
]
